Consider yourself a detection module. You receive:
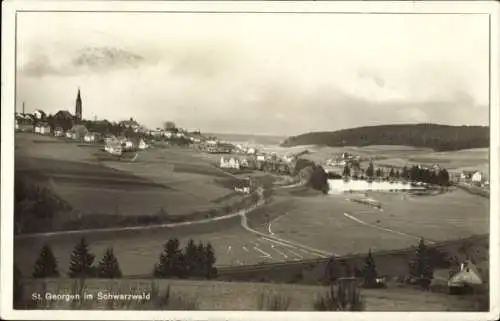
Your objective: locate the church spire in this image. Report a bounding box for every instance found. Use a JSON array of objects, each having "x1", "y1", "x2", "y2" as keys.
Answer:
[{"x1": 75, "y1": 87, "x2": 82, "y2": 123}]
